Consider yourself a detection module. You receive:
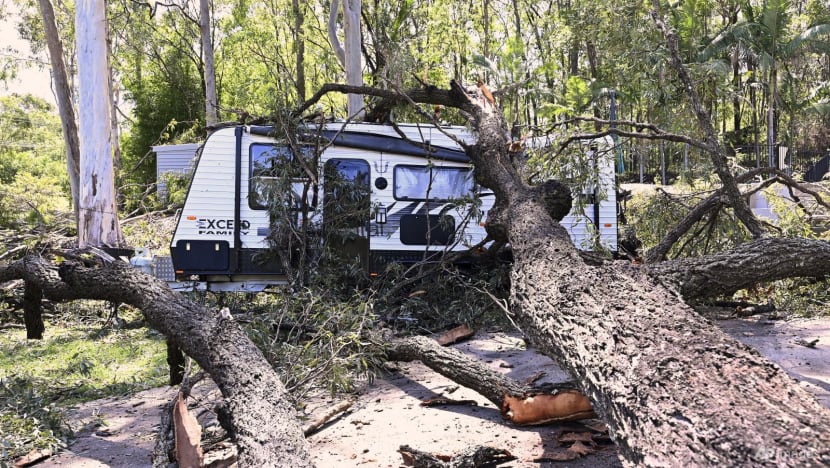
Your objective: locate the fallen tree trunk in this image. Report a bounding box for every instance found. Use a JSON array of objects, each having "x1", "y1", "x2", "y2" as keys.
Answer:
[
  {"x1": 507, "y1": 198, "x2": 830, "y2": 465},
  {"x1": 0, "y1": 255, "x2": 313, "y2": 467},
  {"x1": 302, "y1": 82, "x2": 830, "y2": 465}
]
